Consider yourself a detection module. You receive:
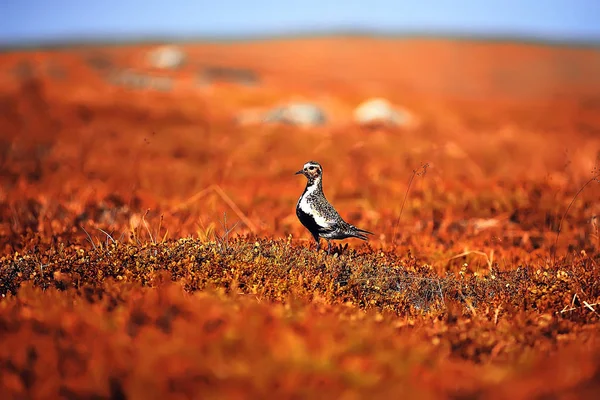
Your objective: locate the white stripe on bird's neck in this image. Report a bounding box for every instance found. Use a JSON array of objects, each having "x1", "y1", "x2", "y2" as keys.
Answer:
[
  {"x1": 304, "y1": 178, "x2": 320, "y2": 194},
  {"x1": 308, "y1": 175, "x2": 322, "y2": 186},
  {"x1": 298, "y1": 176, "x2": 333, "y2": 229},
  {"x1": 299, "y1": 190, "x2": 332, "y2": 229}
]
